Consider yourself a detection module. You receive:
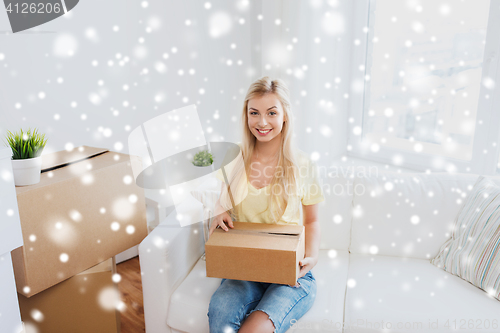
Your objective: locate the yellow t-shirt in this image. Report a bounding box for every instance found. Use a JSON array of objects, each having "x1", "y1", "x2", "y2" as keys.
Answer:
[{"x1": 215, "y1": 145, "x2": 325, "y2": 226}]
